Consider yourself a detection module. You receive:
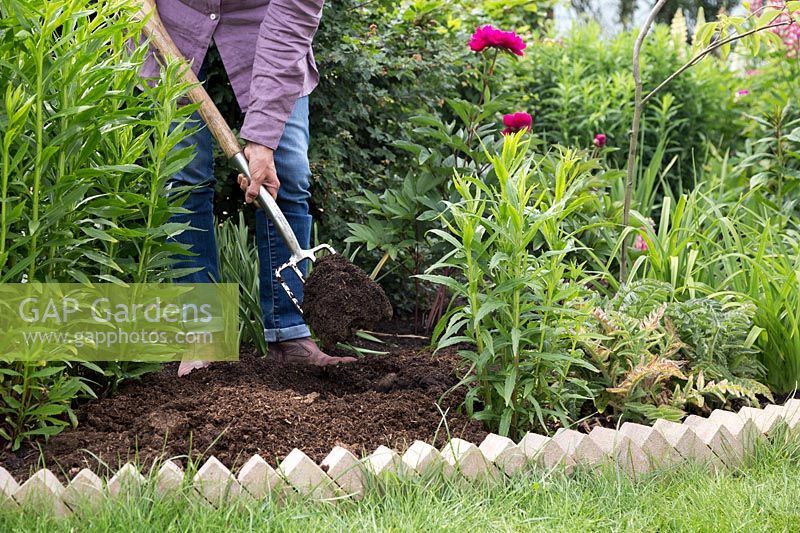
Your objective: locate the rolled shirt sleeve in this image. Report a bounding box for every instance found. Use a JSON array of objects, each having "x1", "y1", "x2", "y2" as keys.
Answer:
[{"x1": 239, "y1": 0, "x2": 324, "y2": 150}]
